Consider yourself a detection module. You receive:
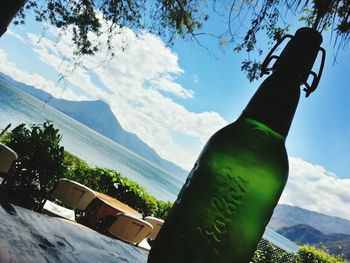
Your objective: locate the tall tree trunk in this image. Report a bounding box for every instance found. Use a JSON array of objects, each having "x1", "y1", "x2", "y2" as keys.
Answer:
[{"x1": 0, "y1": 0, "x2": 26, "y2": 37}]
